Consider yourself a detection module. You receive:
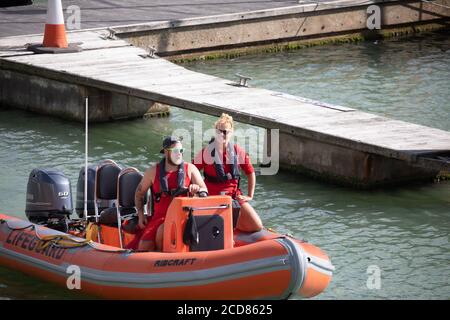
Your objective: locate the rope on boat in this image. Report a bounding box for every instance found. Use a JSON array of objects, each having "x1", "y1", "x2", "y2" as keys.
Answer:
[{"x1": 35, "y1": 234, "x2": 91, "y2": 250}]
